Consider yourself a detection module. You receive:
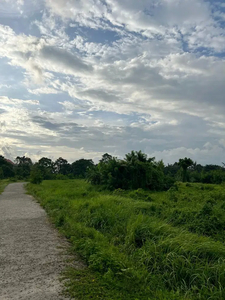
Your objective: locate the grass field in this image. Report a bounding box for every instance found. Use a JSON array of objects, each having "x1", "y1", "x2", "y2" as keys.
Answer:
[{"x1": 27, "y1": 180, "x2": 225, "y2": 300}]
